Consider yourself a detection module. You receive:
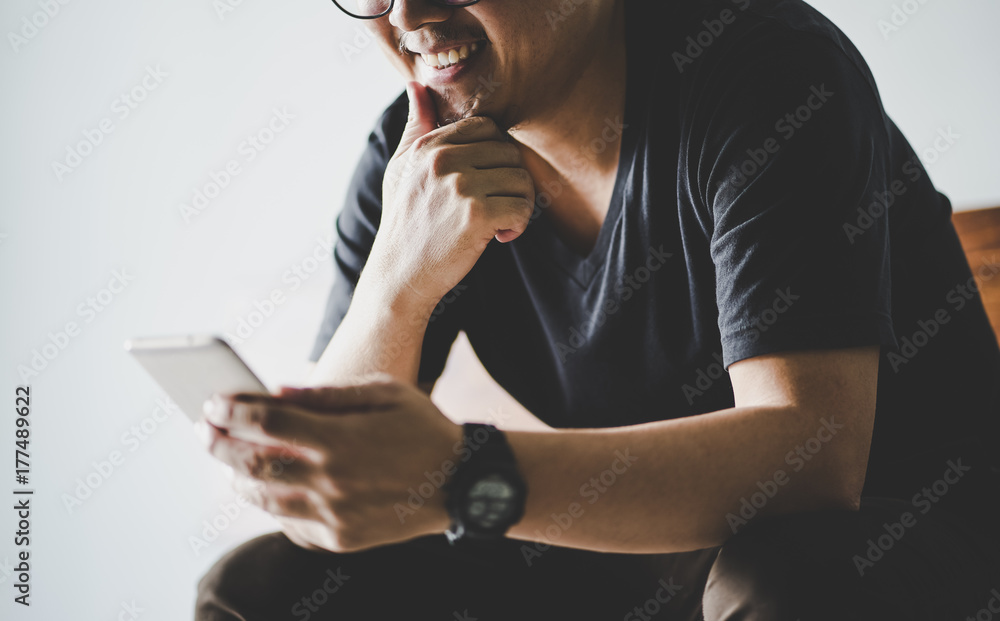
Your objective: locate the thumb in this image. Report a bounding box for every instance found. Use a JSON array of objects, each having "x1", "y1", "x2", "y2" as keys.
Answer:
[{"x1": 395, "y1": 81, "x2": 437, "y2": 156}]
